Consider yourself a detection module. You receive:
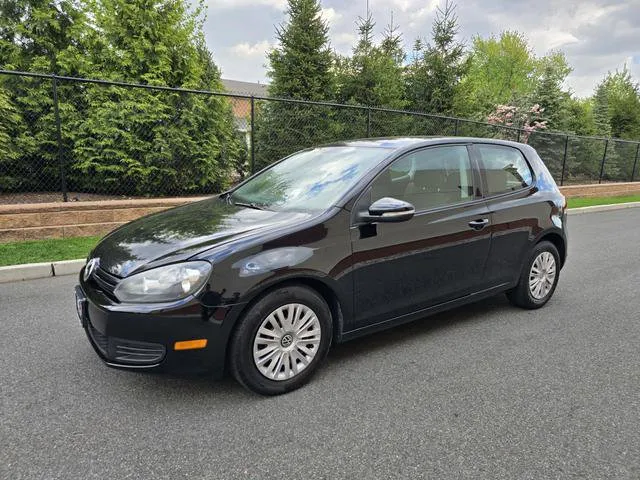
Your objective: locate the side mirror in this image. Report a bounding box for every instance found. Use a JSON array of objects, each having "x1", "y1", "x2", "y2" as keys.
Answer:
[{"x1": 358, "y1": 197, "x2": 415, "y2": 223}]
